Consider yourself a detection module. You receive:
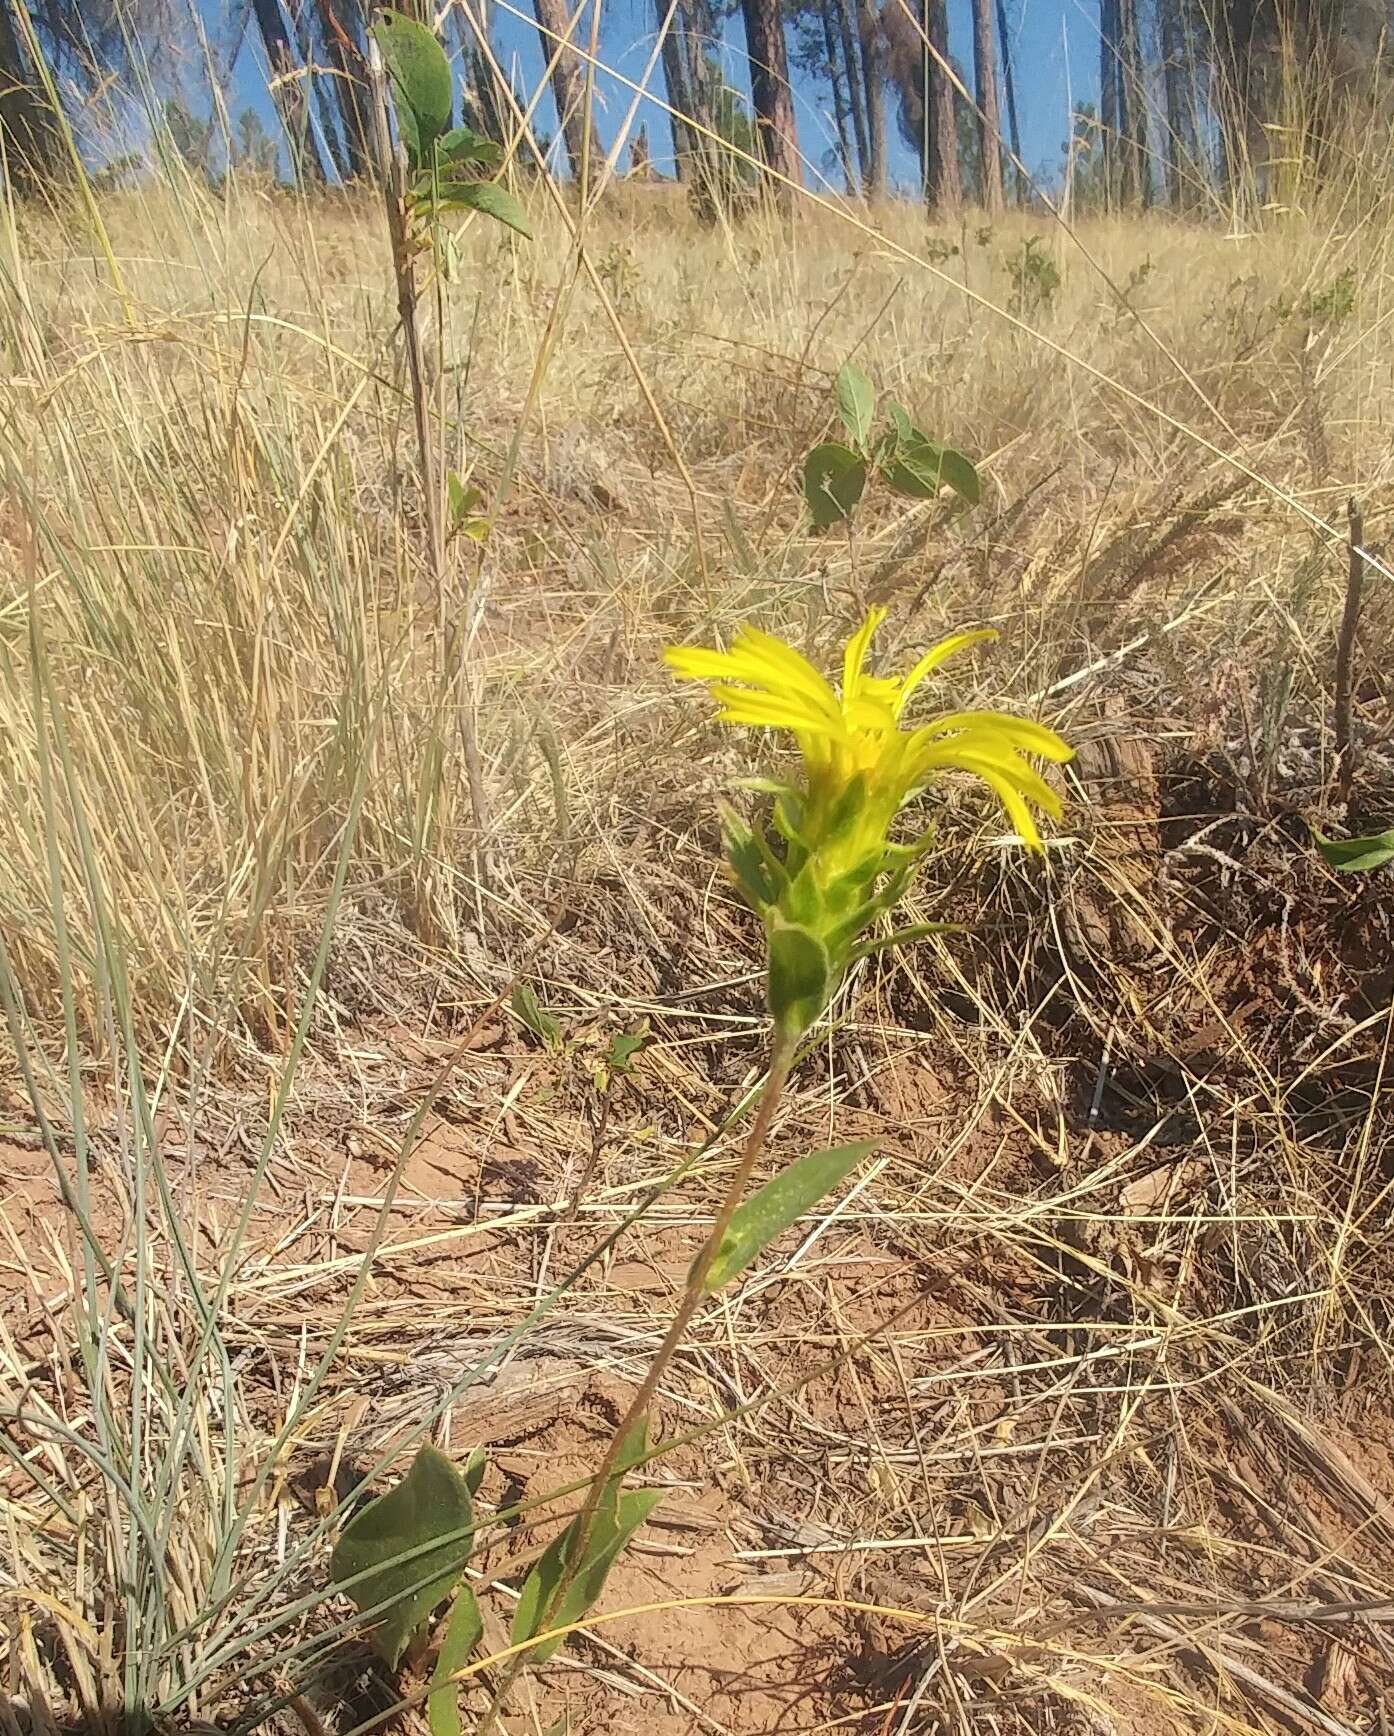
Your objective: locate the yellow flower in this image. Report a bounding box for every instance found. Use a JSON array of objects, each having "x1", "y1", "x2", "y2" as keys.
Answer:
[
  {"x1": 666, "y1": 608, "x2": 1072, "y2": 1040},
  {"x1": 665, "y1": 606, "x2": 1071, "y2": 857}
]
